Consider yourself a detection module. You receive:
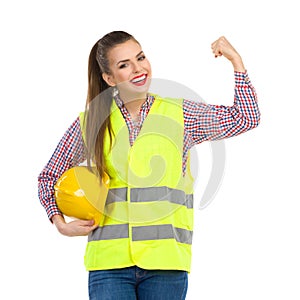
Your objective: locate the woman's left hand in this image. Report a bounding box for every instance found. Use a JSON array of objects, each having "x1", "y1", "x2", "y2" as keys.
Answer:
[{"x1": 211, "y1": 36, "x2": 246, "y2": 72}]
